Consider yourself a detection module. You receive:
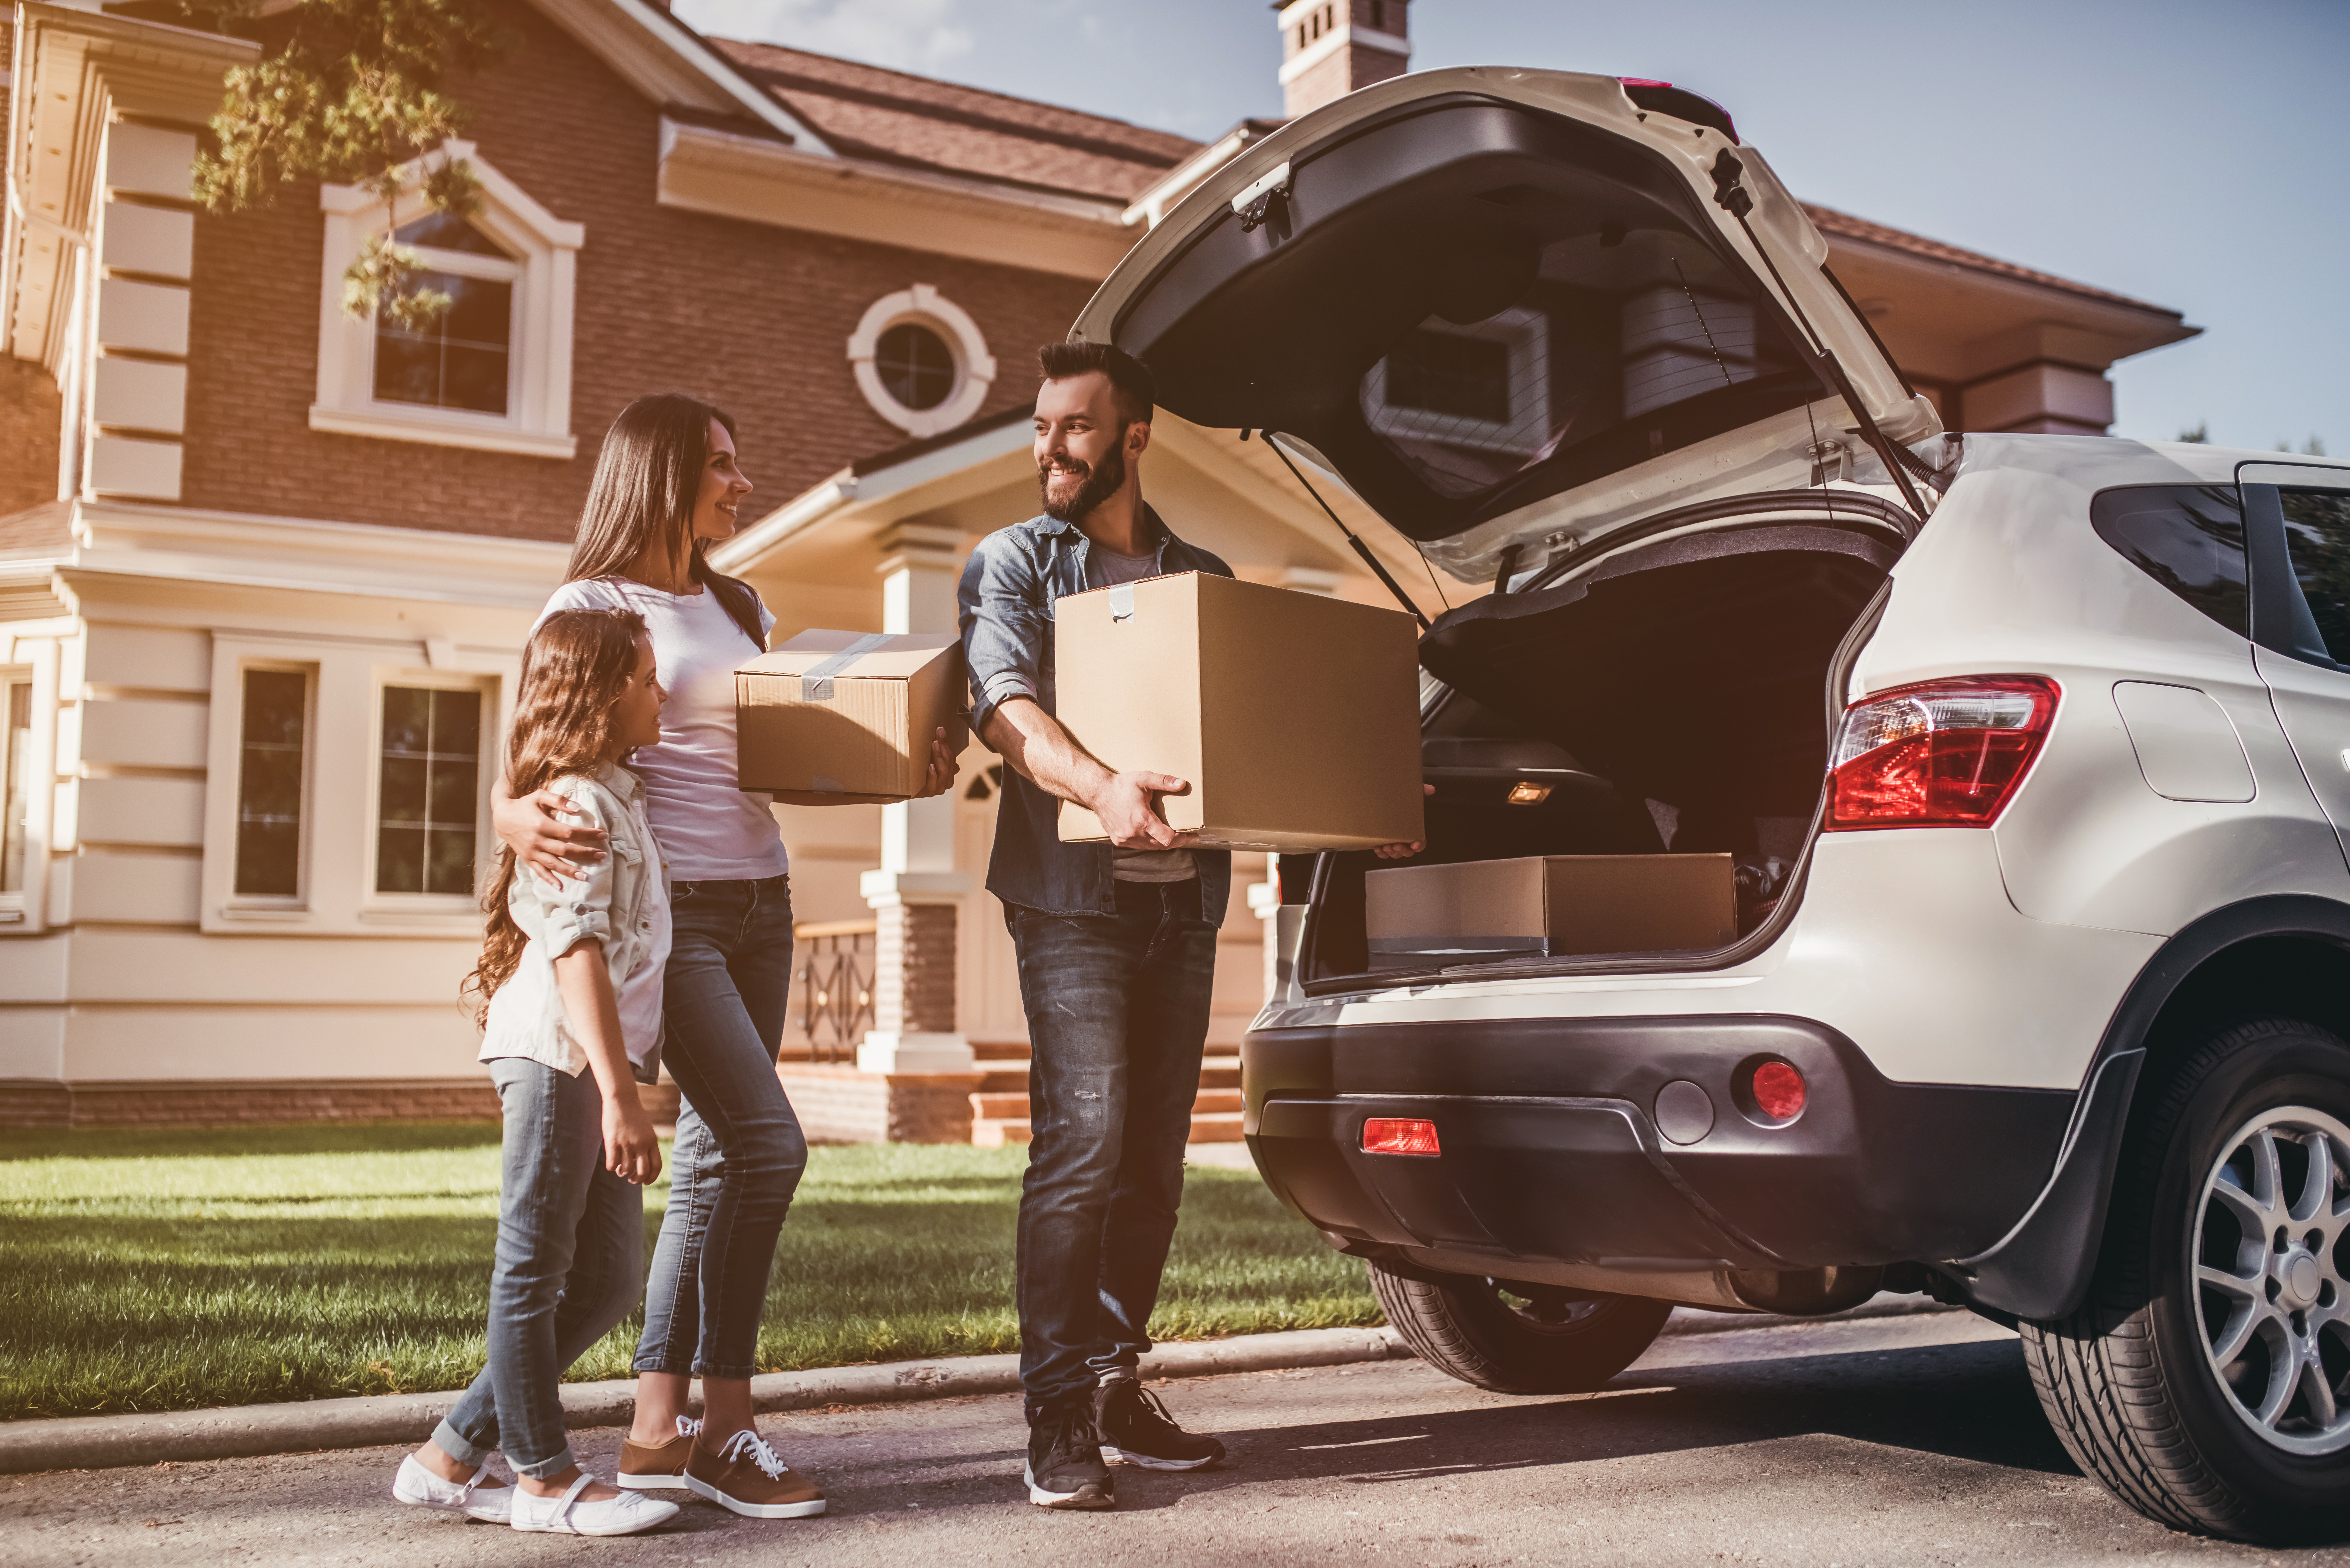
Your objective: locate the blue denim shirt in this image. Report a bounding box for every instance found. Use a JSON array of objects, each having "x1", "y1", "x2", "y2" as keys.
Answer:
[{"x1": 959, "y1": 505, "x2": 1233, "y2": 924}]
